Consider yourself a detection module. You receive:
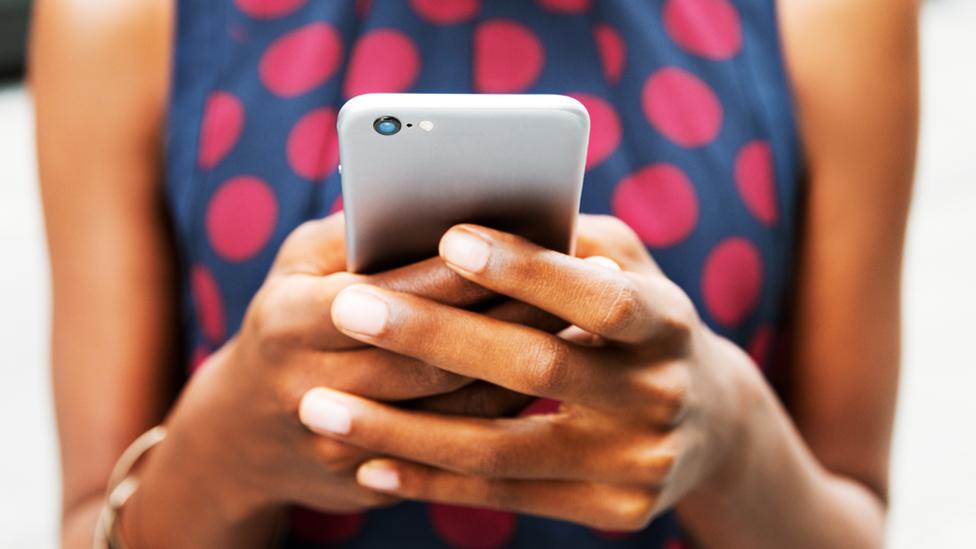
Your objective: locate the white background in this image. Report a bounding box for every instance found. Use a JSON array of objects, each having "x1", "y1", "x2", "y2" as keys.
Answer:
[{"x1": 1, "y1": 1, "x2": 974, "y2": 547}]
